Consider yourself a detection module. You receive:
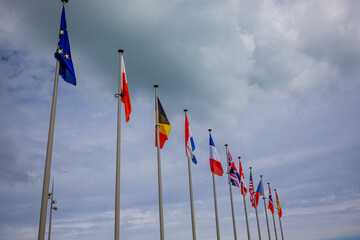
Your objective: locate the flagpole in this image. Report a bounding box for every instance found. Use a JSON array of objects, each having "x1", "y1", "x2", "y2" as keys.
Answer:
[
  {"x1": 250, "y1": 167, "x2": 261, "y2": 240},
  {"x1": 184, "y1": 110, "x2": 197, "y2": 240},
  {"x1": 38, "y1": 54, "x2": 60, "y2": 240},
  {"x1": 274, "y1": 189, "x2": 284, "y2": 240},
  {"x1": 239, "y1": 157, "x2": 250, "y2": 240},
  {"x1": 209, "y1": 129, "x2": 220, "y2": 240},
  {"x1": 114, "y1": 49, "x2": 124, "y2": 240},
  {"x1": 155, "y1": 85, "x2": 165, "y2": 240},
  {"x1": 48, "y1": 178, "x2": 55, "y2": 240},
  {"x1": 260, "y1": 175, "x2": 271, "y2": 240},
  {"x1": 225, "y1": 145, "x2": 237, "y2": 240},
  {"x1": 268, "y1": 183, "x2": 278, "y2": 240}
]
